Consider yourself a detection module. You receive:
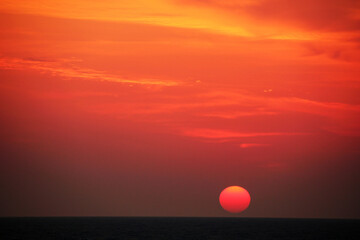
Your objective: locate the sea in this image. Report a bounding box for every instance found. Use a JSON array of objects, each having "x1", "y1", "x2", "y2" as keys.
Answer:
[{"x1": 0, "y1": 217, "x2": 359, "y2": 239}]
